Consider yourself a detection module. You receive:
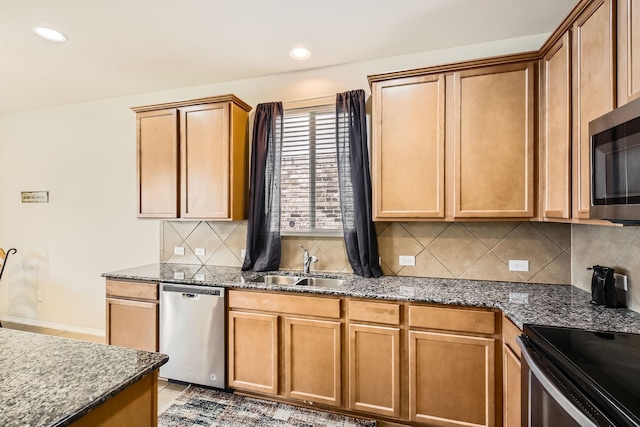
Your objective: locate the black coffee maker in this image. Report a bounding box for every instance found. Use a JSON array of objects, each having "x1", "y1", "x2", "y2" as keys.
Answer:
[{"x1": 587, "y1": 265, "x2": 617, "y2": 308}]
